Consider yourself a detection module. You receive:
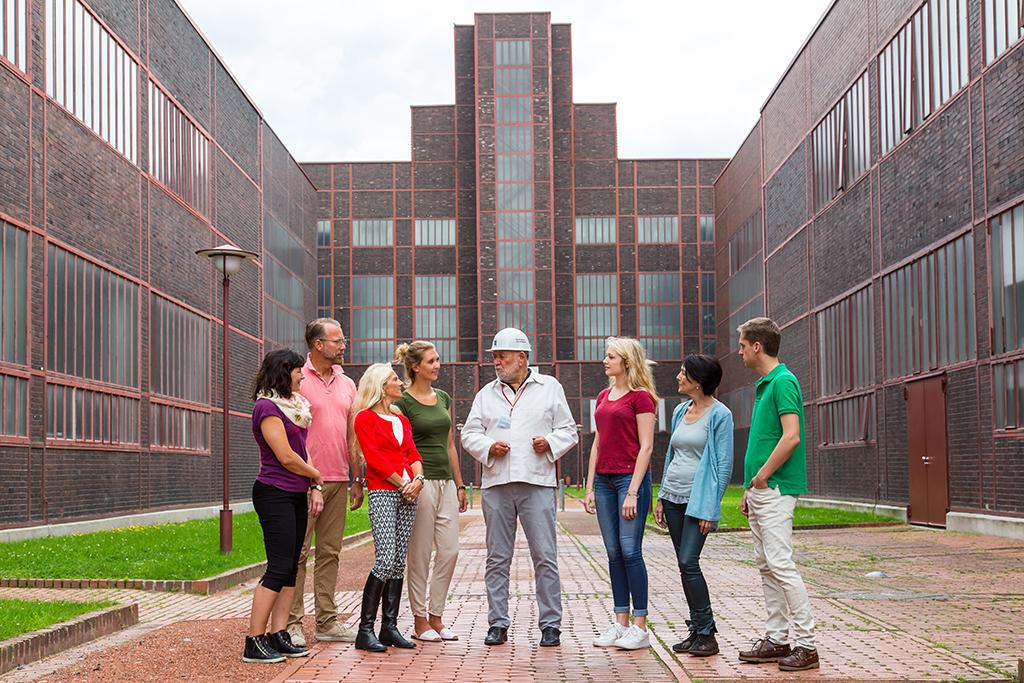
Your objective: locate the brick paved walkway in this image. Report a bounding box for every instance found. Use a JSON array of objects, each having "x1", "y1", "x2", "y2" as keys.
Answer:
[{"x1": 3, "y1": 498, "x2": 1022, "y2": 682}]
